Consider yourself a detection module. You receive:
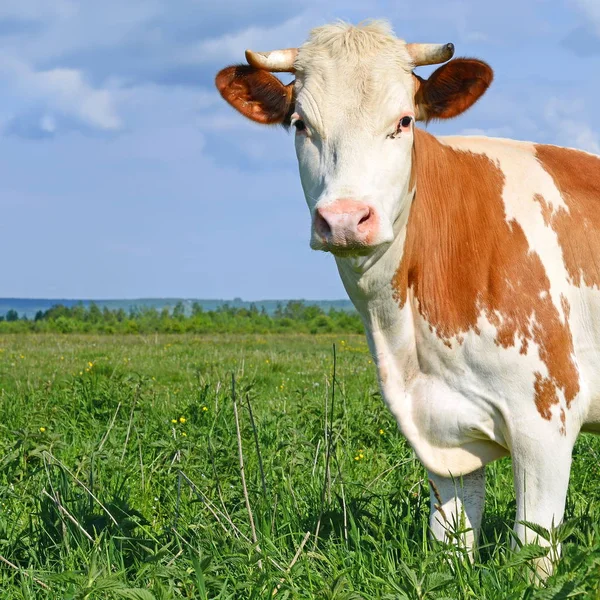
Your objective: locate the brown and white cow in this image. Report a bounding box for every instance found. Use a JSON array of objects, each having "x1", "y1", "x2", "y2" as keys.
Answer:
[{"x1": 216, "y1": 21, "x2": 600, "y2": 573}]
